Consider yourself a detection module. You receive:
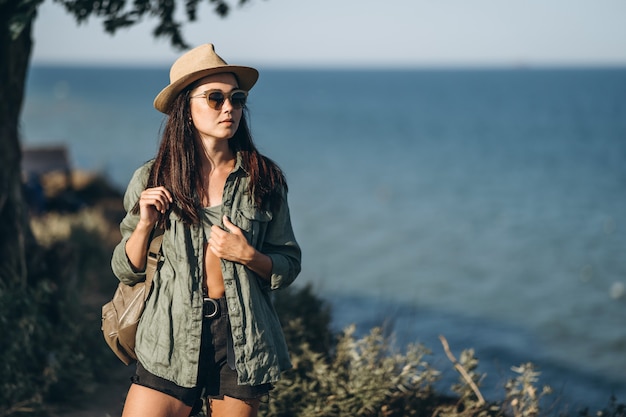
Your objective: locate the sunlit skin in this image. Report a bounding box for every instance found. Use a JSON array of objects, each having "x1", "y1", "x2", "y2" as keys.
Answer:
[{"x1": 122, "y1": 73, "x2": 271, "y2": 417}]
